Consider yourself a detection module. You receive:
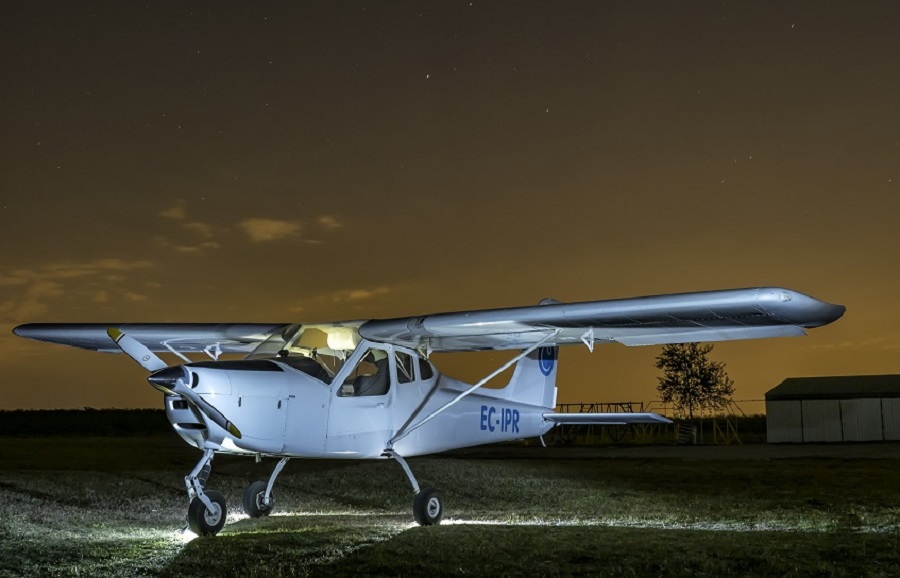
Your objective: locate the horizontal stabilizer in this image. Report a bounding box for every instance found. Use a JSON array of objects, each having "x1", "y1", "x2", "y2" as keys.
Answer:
[{"x1": 543, "y1": 412, "x2": 672, "y2": 425}]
